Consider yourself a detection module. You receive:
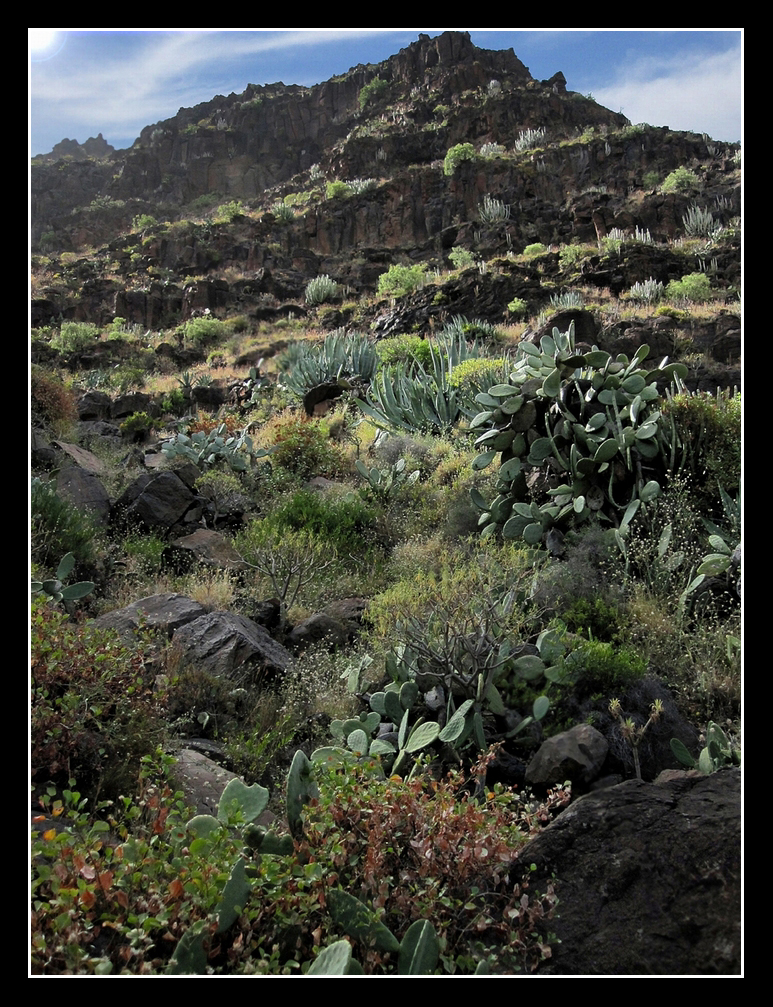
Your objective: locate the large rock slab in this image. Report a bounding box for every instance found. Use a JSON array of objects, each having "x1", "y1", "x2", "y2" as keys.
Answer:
[
  {"x1": 172, "y1": 611, "x2": 292, "y2": 683},
  {"x1": 525, "y1": 724, "x2": 608, "y2": 787},
  {"x1": 93, "y1": 593, "x2": 207, "y2": 639},
  {"x1": 113, "y1": 470, "x2": 199, "y2": 531},
  {"x1": 520, "y1": 768, "x2": 741, "y2": 975}
]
